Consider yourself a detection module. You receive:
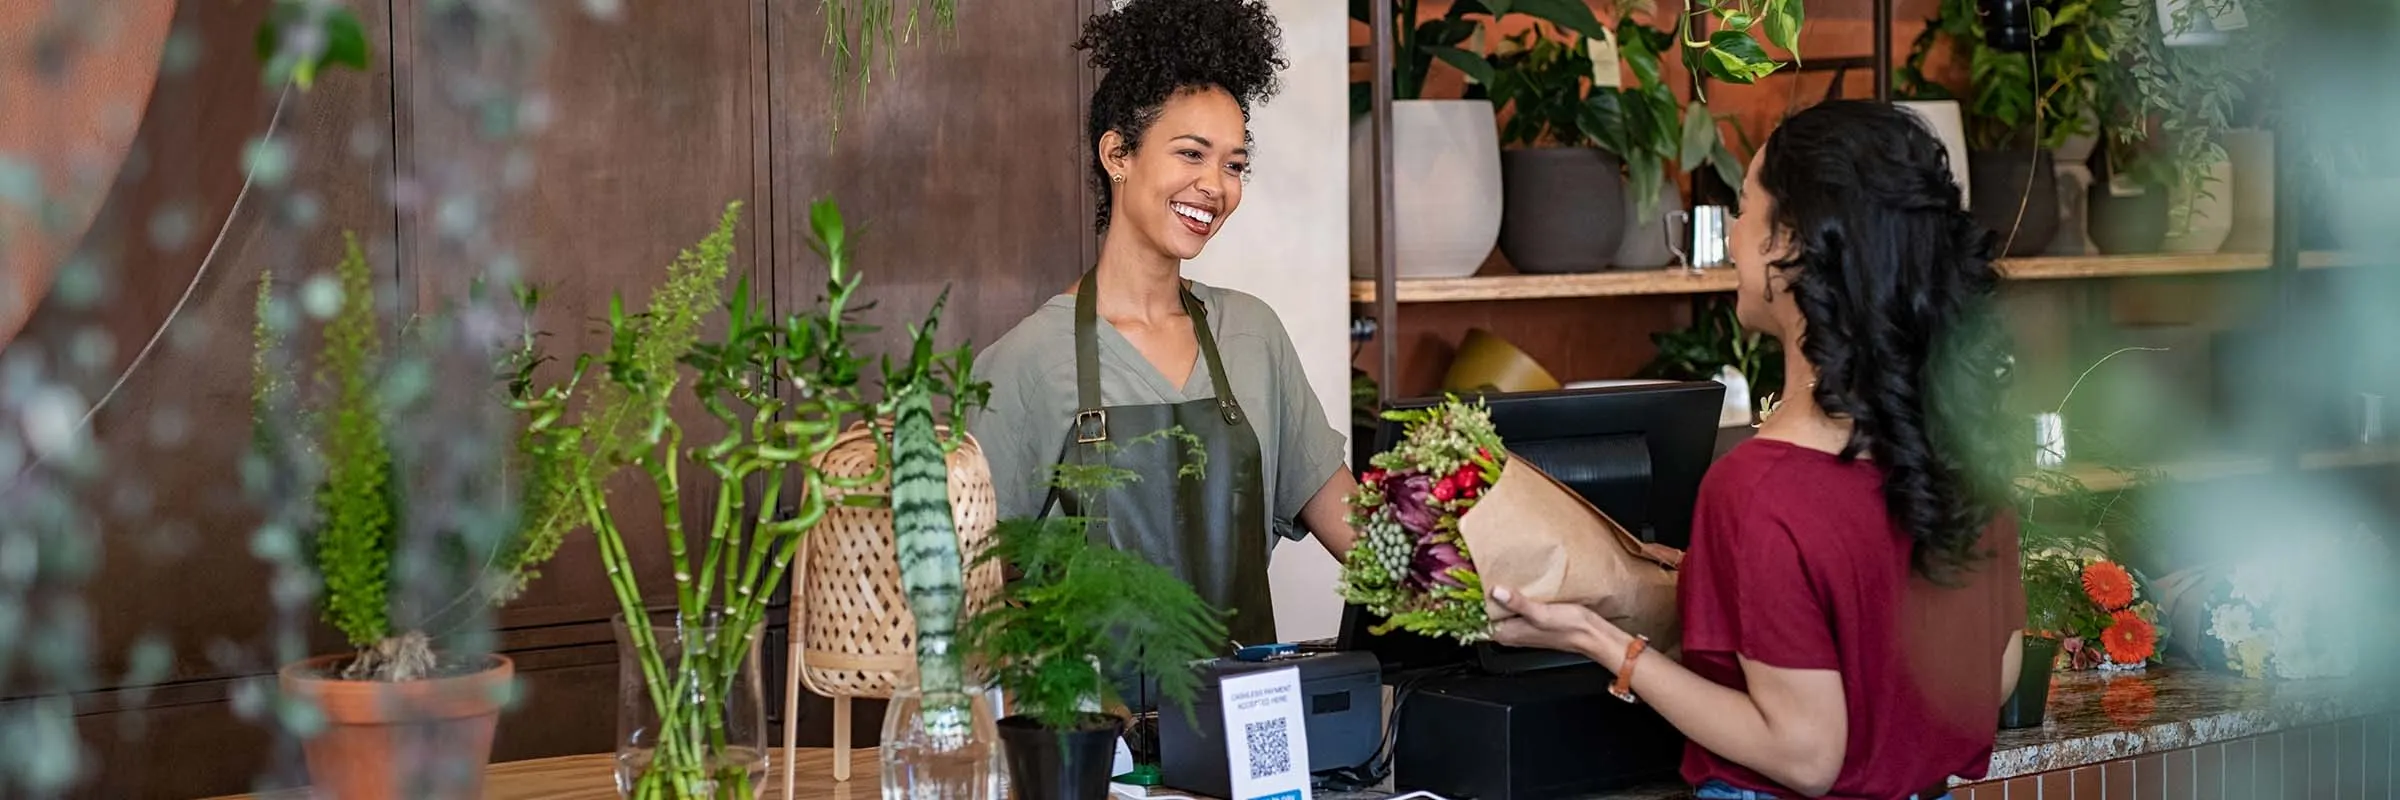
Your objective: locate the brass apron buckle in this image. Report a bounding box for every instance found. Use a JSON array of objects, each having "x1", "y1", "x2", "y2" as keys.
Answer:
[{"x1": 1074, "y1": 409, "x2": 1109, "y2": 443}]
